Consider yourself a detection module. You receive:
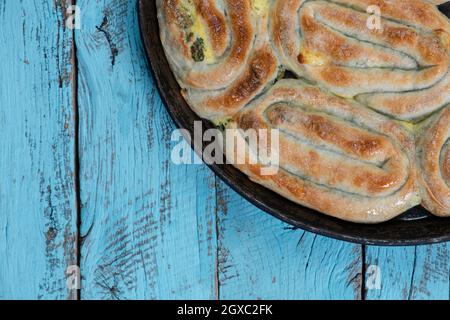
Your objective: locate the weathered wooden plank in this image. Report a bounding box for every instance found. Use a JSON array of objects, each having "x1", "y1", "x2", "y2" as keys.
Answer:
[
  {"x1": 216, "y1": 181, "x2": 362, "y2": 300},
  {"x1": 365, "y1": 244, "x2": 450, "y2": 300},
  {"x1": 0, "y1": 1, "x2": 78, "y2": 299},
  {"x1": 76, "y1": 0, "x2": 217, "y2": 299}
]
